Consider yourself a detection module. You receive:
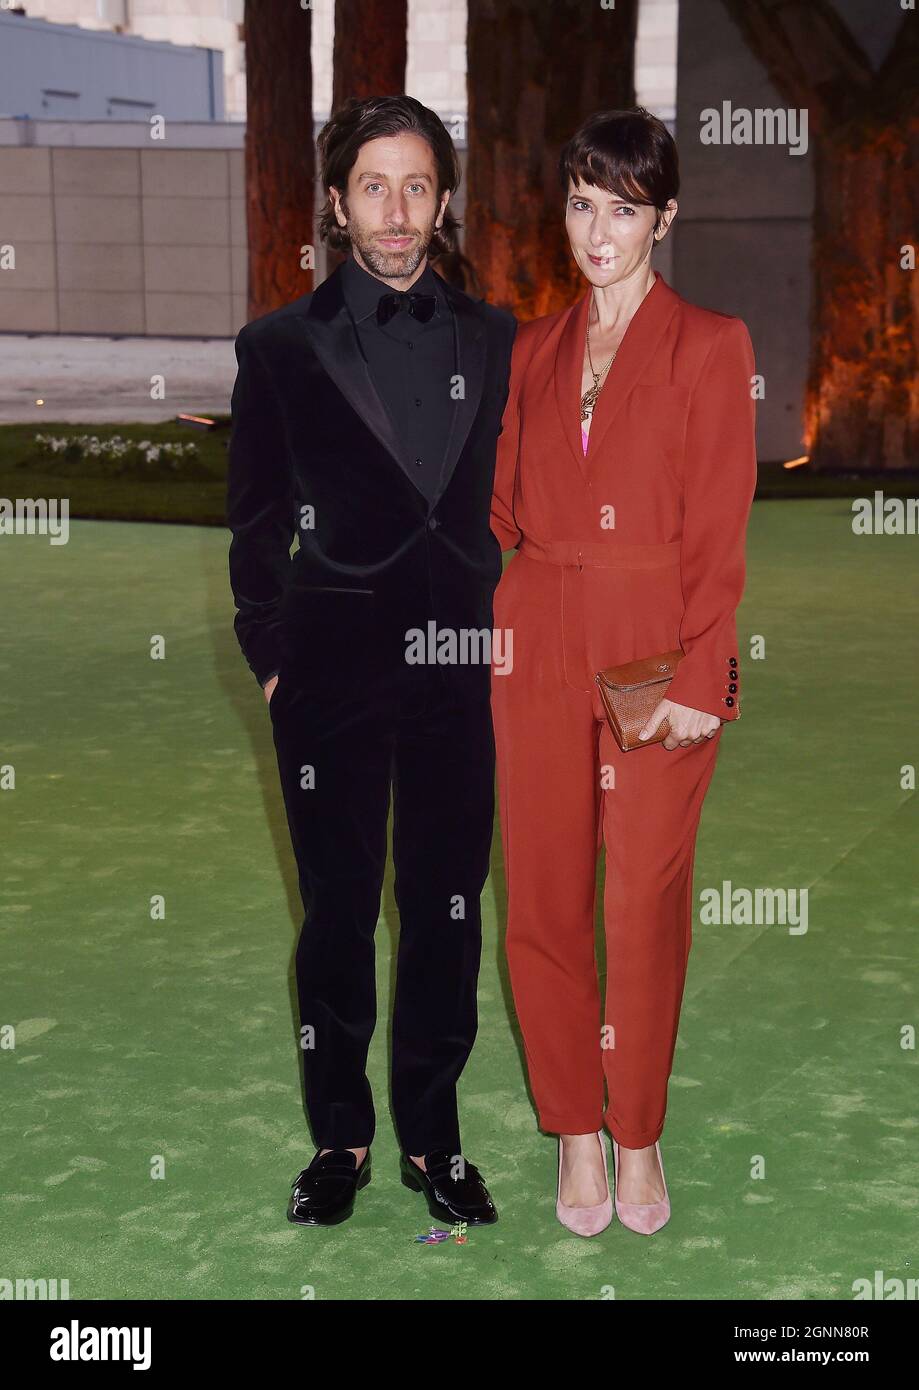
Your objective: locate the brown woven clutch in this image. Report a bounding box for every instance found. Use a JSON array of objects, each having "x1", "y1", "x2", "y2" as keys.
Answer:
[{"x1": 595, "y1": 649, "x2": 684, "y2": 751}]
